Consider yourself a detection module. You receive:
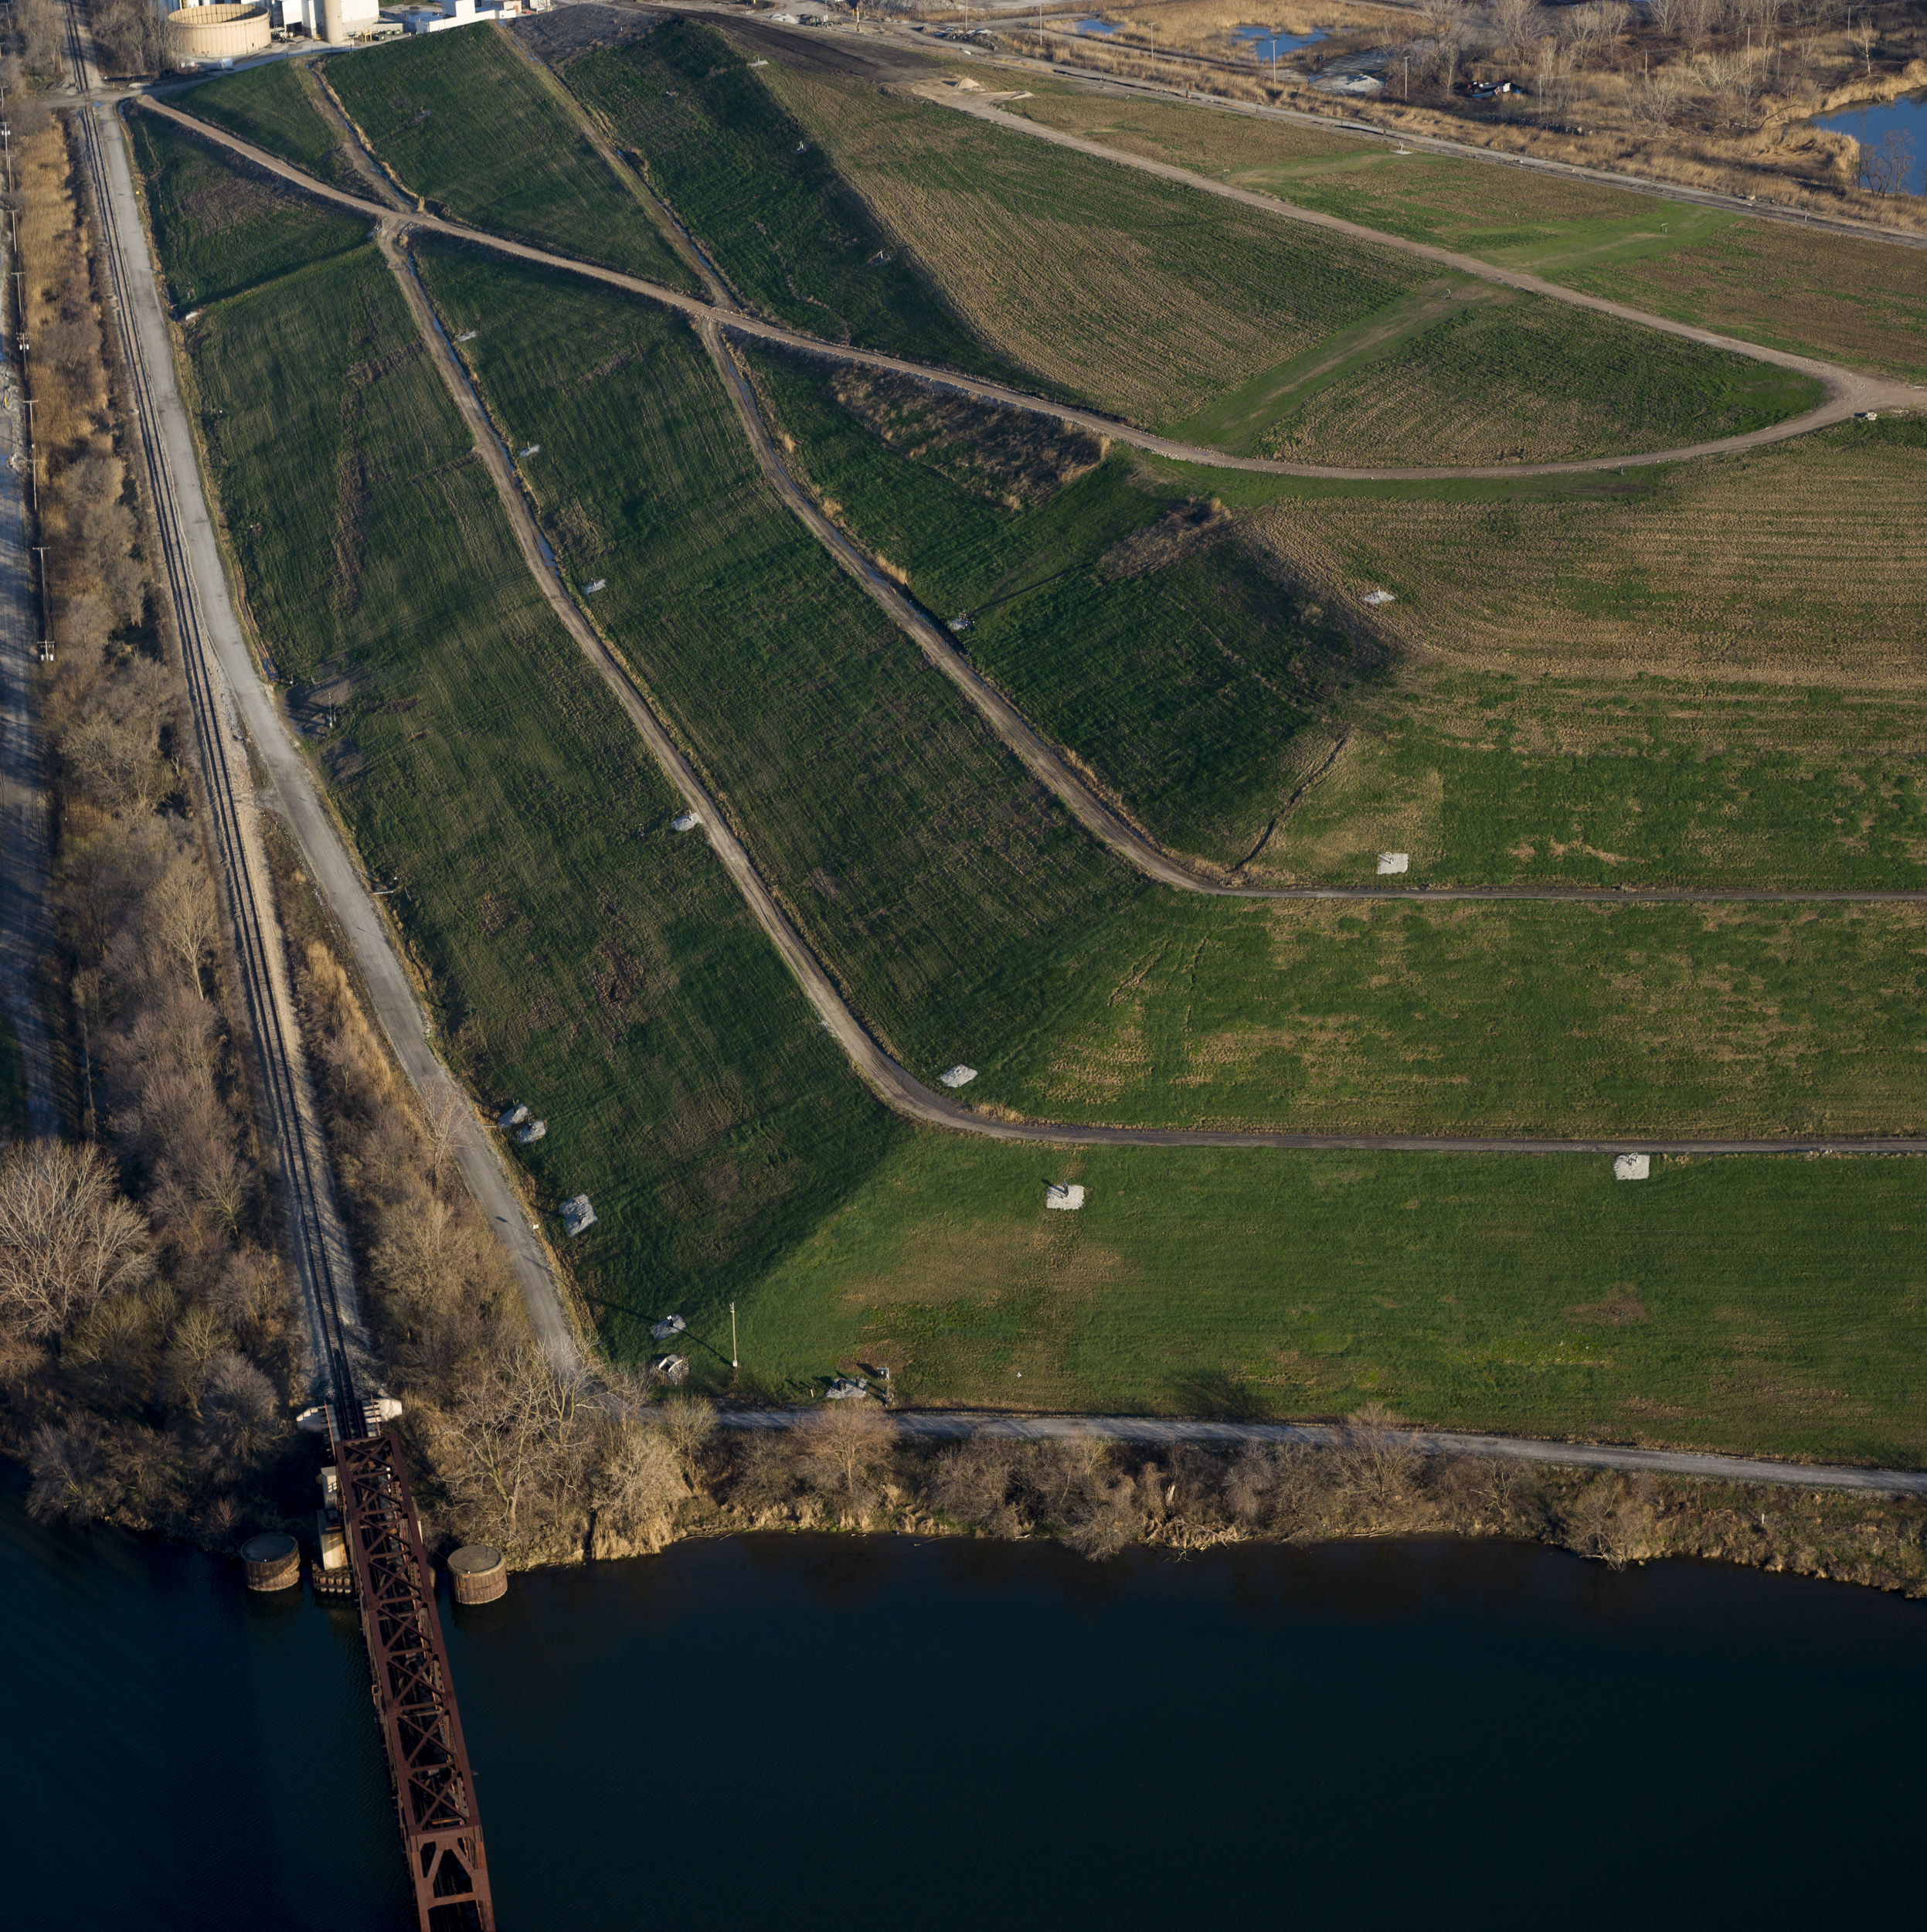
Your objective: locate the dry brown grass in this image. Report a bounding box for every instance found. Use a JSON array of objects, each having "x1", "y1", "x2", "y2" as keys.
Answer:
[{"x1": 1242, "y1": 425, "x2": 1927, "y2": 689}]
